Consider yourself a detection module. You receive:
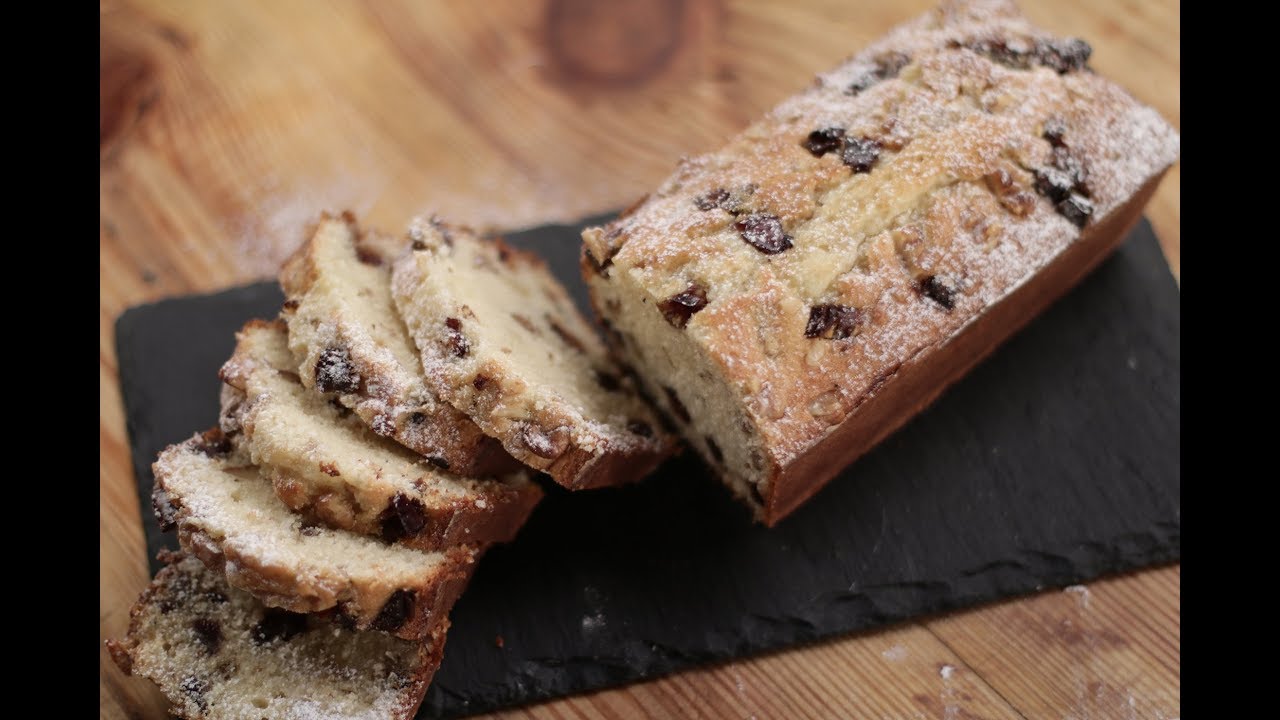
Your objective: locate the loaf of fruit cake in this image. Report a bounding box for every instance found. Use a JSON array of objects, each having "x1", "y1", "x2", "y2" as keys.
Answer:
[{"x1": 580, "y1": 0, "x2": 1179, "y2": 523}]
